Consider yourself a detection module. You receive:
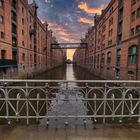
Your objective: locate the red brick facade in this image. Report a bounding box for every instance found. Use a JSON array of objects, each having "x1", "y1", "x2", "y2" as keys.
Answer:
[
  {"x1": 73, "y1": 0, "x2": 140, "y2": 80},
  {"x1": 0, "y1": 0, "x2": 65, "y2": 78}
]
